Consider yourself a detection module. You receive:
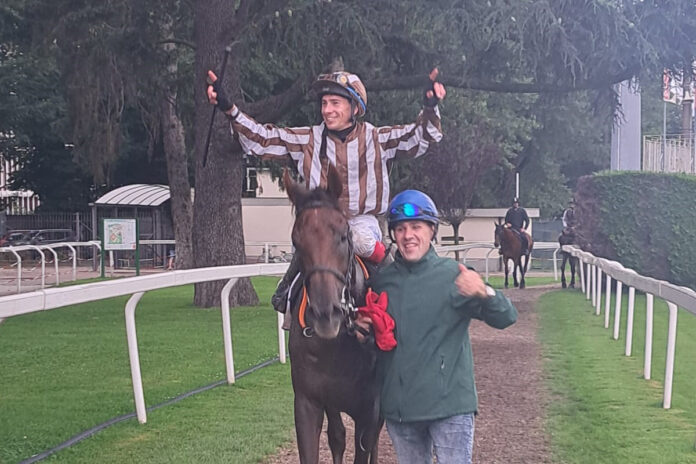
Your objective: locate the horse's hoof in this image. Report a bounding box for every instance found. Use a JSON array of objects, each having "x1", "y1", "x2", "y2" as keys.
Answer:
[
  {"x1": 514, "y1": 282, "x2": 519, "y2": 288},
  {"x1": 569, "y1": 283, "x2": 575, "y2": 288},
  {"x1": 504, "y1": 283, "x2": 509, "y2": 288},
  {"x1": 562, "y1": 282, "x2": 567, "y2": 289},
  {"x1": 520, "y1": 283, "x2": 526, "y2": 289}
]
